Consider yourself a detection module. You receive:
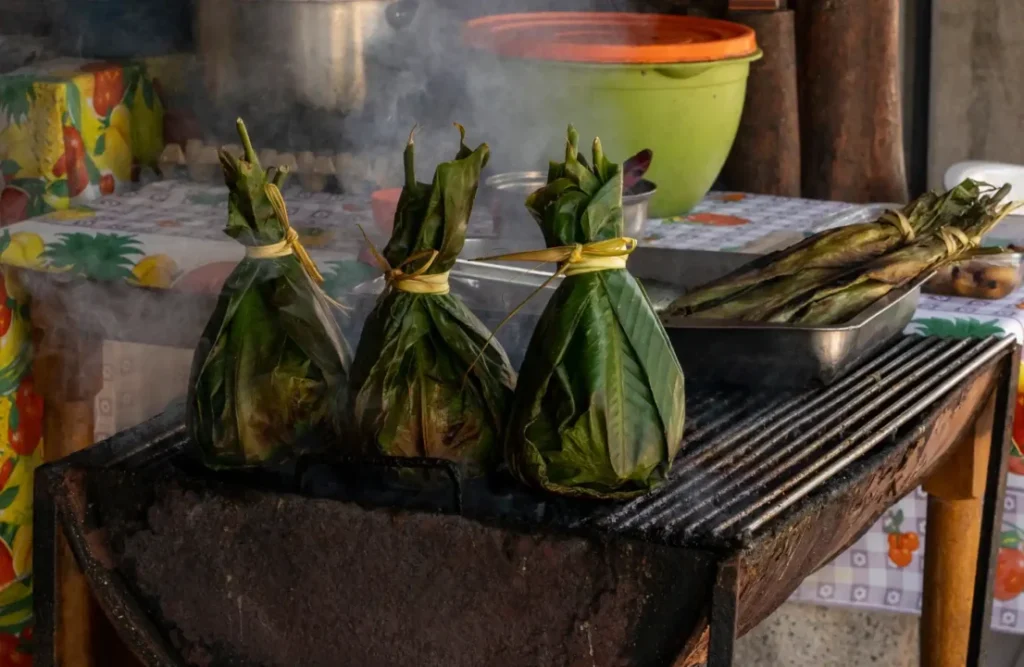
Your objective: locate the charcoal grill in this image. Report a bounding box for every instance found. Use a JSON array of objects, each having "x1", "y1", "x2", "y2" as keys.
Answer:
[{"x1": 34, "y1": 334, "x2": 1019, "y2": 667}]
